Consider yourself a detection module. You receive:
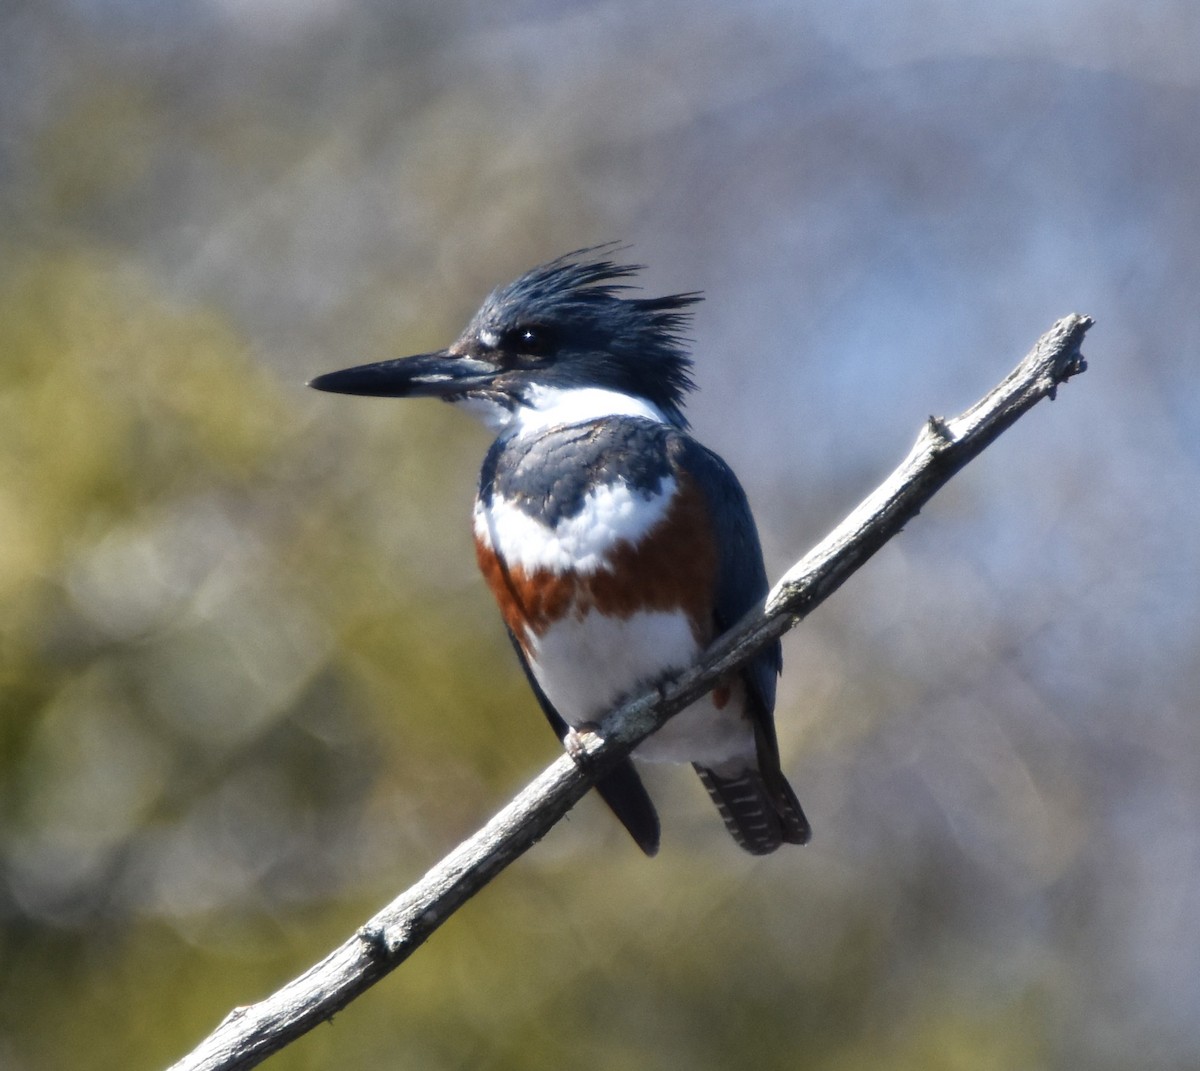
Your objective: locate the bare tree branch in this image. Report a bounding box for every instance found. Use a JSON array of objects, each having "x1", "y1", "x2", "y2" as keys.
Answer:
[{"x1": 168, "y1": 314, "x2": 1092, "y2": 1071}]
